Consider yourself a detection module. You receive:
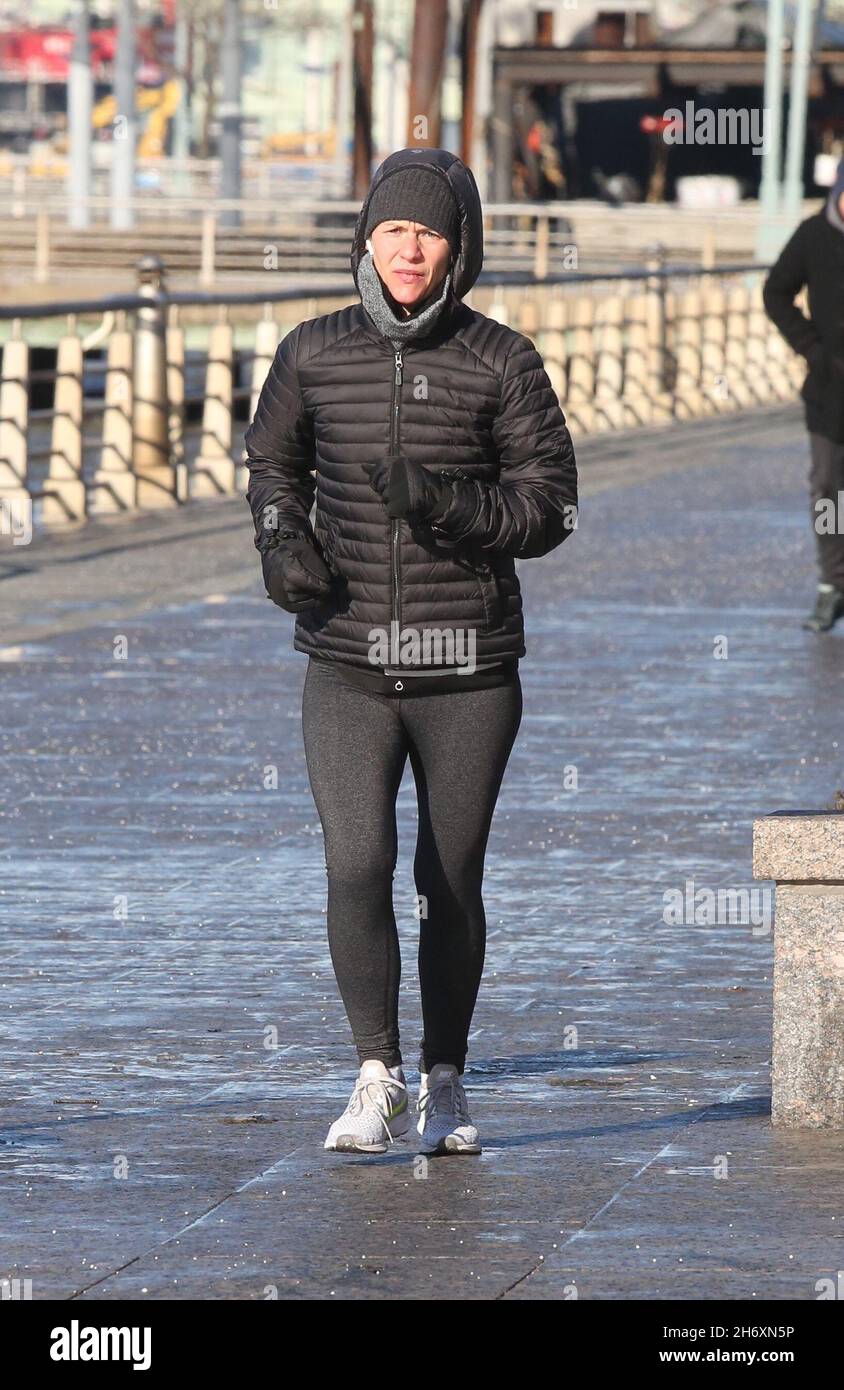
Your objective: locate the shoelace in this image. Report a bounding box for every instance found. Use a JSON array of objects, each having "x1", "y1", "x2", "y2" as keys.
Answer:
[
  {"x1": 418, "y1": 1075, "x2": 470, "y2": 1125},
  {"x1": 346, "y1": 1076, "x2": 408, "y2": 1143}
]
